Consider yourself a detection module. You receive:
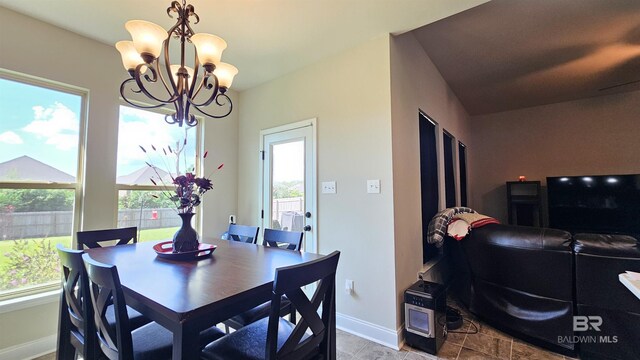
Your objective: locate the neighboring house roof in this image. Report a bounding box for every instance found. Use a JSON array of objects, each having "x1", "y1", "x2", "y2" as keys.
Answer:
[
  {"x1": 117, "y1": 166, "x2": 172, "y2": 185},
  {"x1": 0, "y1": 155, "x2": 75, "y2": 182}
]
